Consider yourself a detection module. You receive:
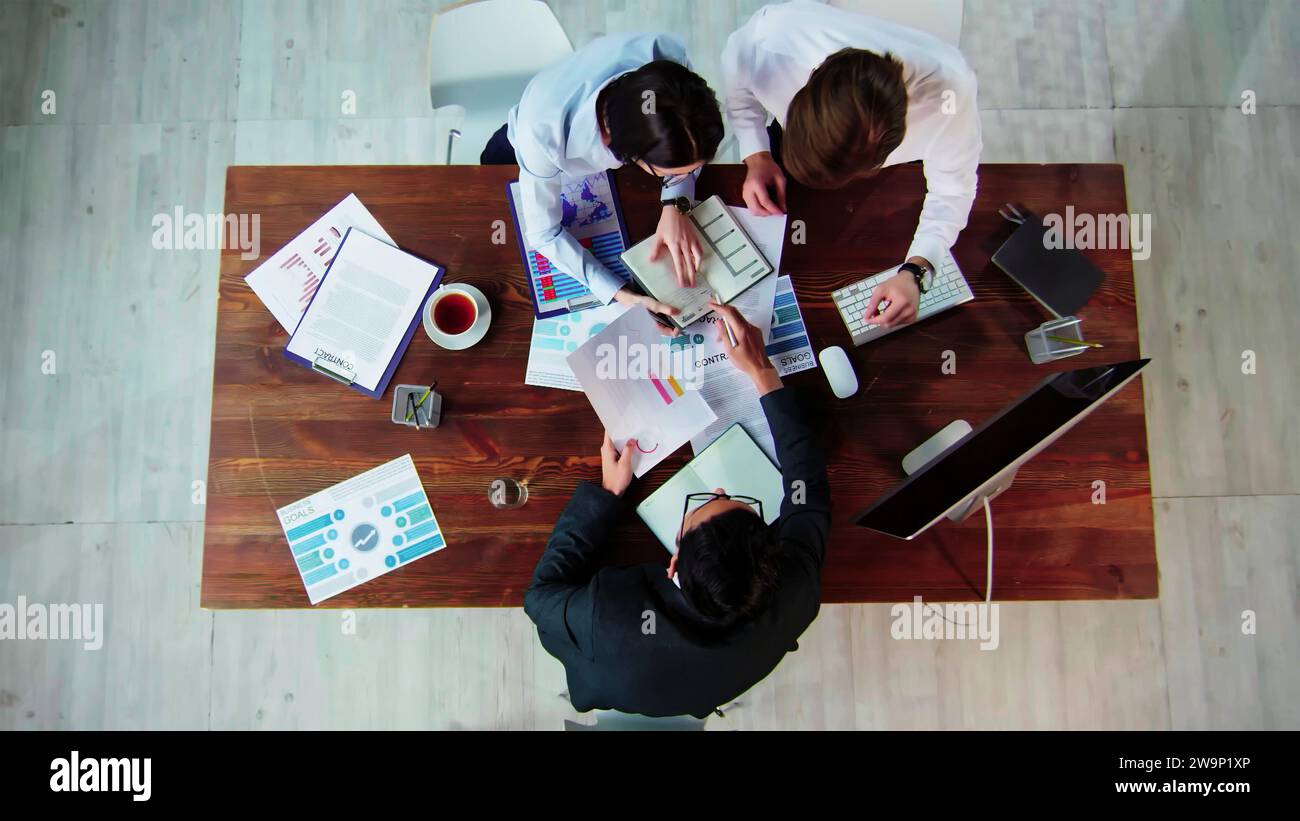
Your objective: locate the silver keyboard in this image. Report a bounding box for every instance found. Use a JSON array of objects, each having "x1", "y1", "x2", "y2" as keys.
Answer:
[{"x1": 832, "y1": 254, "x2": 974, "y2": 346}]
